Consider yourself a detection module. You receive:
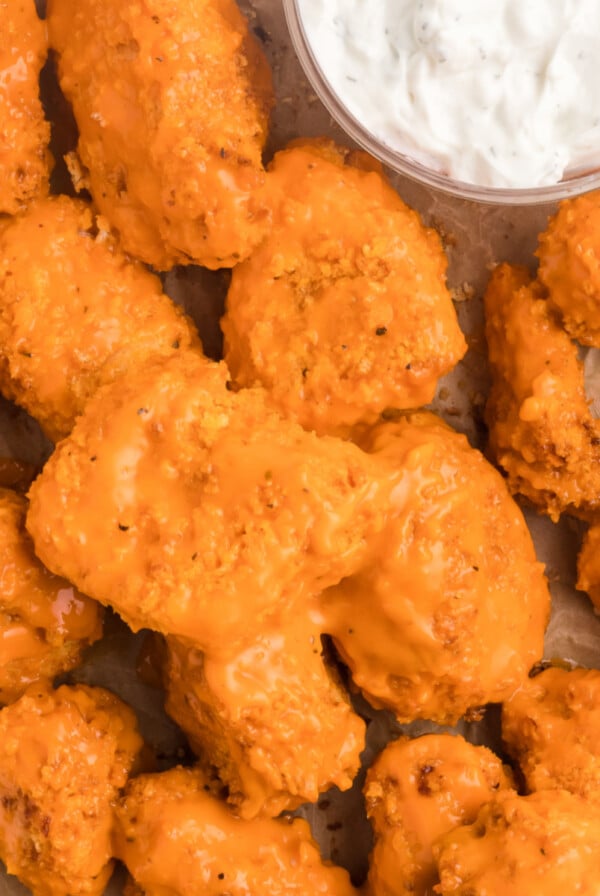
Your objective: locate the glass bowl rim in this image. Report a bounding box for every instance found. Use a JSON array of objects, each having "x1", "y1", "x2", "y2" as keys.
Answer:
[{"x1": 282, "y1": 0, "x2": 600, "y2": 206}]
